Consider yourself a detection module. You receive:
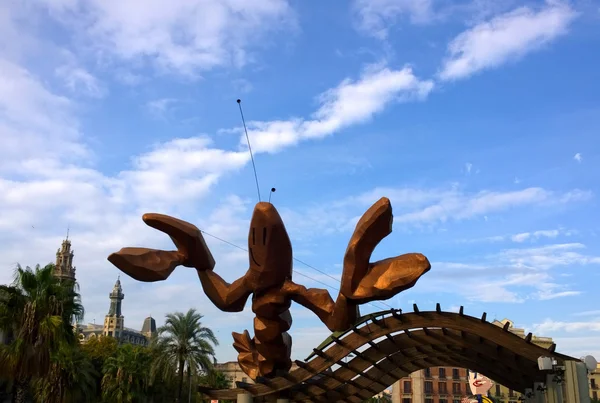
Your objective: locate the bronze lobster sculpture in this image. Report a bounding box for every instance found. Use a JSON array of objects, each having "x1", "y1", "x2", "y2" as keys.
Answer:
[{"x1": 107, "y1": 197, "x2": 431, "y2": 379}]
